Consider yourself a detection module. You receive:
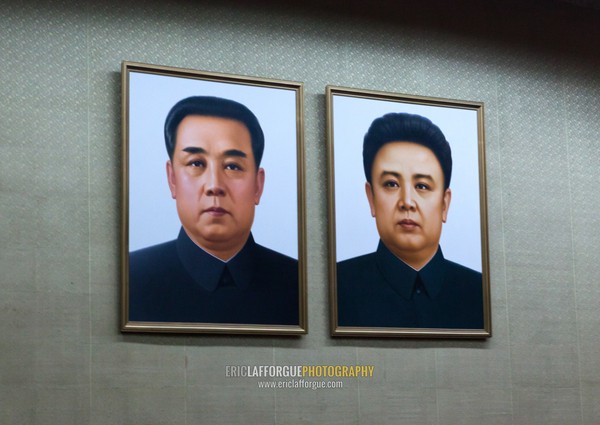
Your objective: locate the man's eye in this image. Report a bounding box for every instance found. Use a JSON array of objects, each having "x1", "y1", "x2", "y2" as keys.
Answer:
[
  {"x1": 189, "y1": 160, "x2": 205, "y2": 167},
  {"x1": 415, "y1": 183, "x2": 430, "y2": 190},
  {"x1": 383, "y1": 181, "x2": 399, "y2": 188},
  {"x1": 225, "y1": 163, "x2": 243, "y2": 171}
]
